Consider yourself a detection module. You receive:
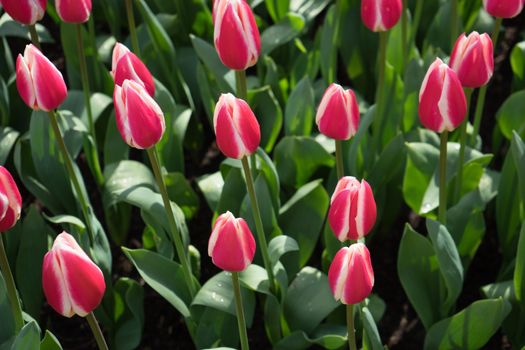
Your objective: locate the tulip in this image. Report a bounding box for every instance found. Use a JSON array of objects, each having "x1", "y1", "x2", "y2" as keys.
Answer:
[
  {"x1": 0, "y1": 166, "x2": 22, "y2": 232},
  {"x1": 42, "y1": 232, "x2": 105, "y2": 317},
  {"x1": 113, "y1": 79, "x2": 165, "y2": 149},
  {"x1": 328, "y1": 177, "x2": 376, "y2": 242},
  {"x1": 316, "y1": 83, "x2": 360, "y2": 141},
  {"x1": 328, "y1": 243, "x2": 374, "y2": 305},
  {"x1": 213, "y1": 93, "x2": 261, "y2": 159},
  {"x1": 55, "y1": 0, "x2": 92, "y2": 23},
  {"x1": 361, "y1": 0, "x2": 403, "y2": 32},
  {"x1": 208, "y1": 211, "x2": 256, "y2": 272},
  {"x1": 483, "y1": 0, "x2": 523, "y2": 18},
  {"x1": 213, "y1": 0, "x2": 261, "y2": 70},
  {"x1": 111, "y1": 43, "x2": 155, "y2": 97},
  {"x1": 1, "y1": 0, "x2": 46, "y2": 25},
  {"x1": 16, "y1": 44, "x2": 68, "y2": 112},
  {"x1": 418, "y1": 58, "x2": 467, "y2": 133},
  {"x1": 449, "y1": 32, "x2": 494, "y2": 88}
]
